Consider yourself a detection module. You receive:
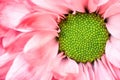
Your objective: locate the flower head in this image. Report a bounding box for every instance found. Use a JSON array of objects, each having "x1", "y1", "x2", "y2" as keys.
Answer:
[{"x1": 0, "y1": 0, "x2": 120, "y2": 80}]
